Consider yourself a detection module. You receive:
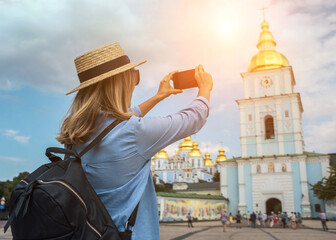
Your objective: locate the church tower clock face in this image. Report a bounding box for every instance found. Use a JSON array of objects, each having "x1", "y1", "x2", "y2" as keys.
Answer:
[{"x1": 260, "y1": 76, "x2": 272, "y2": 88}]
